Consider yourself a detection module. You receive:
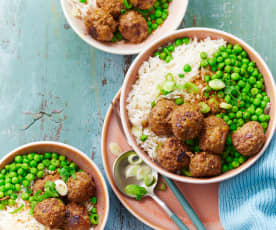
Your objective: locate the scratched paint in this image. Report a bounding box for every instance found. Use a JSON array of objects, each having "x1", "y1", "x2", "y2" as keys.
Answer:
[{"x1": 0, "y1": 0, "x2": 276, "y2": 229}]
